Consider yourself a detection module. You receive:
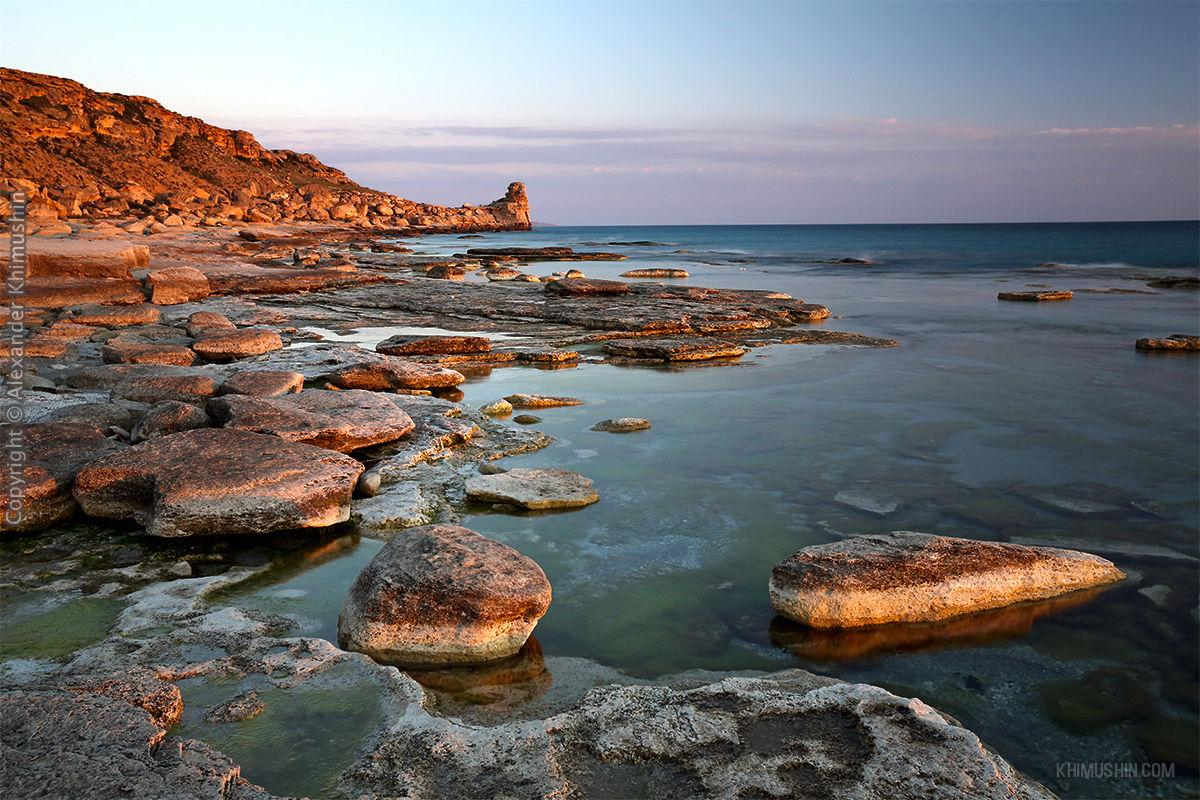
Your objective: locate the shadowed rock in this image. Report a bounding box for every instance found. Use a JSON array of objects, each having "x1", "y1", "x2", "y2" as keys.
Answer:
[
  {"x1": 465, "y1": 468, "x2": 599, "y2": 510},
  {"x1": 769, "y1": 532, "x2": 1125, "y2": 628},
  {"x1": 73, "y1": 428, "x2": 363, "y2": 536},
  {"x1": 337, "y1": 524, "x2": 551, "y2": 667},
  {"x1": 603, "y1": 338, "x2": 747, "y2": 361},
  {"x1": 217, "y1": 370, "x2": 305, "y2": 397},
  {"x1": 208, "y1": 389, "x2": 414, "y2": 453},
  {"x1": 1135, "y1": 334, "x2": 1200, "y2": 351},
  {"x1": 997, "y1": 290, "x2": 1073, "y2": 301},
  {"x1": 545, "y1": 278, "x2": 631, "y2": 296},
  {"x1": 327, "y1": 360, "x2": 465, "y2": 390},
  {"x1": 131, "y1": 401, "x2": 212, "y2": 442},
  {"x1": 620, "y1": 268, "x2": 690, "y2": 278}
]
